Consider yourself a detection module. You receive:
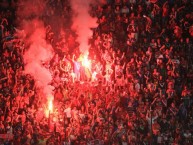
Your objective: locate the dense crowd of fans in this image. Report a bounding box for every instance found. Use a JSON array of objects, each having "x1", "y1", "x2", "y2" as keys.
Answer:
[{"x1": 0, "y1": 0, "x2": 193, "y2": 144}]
